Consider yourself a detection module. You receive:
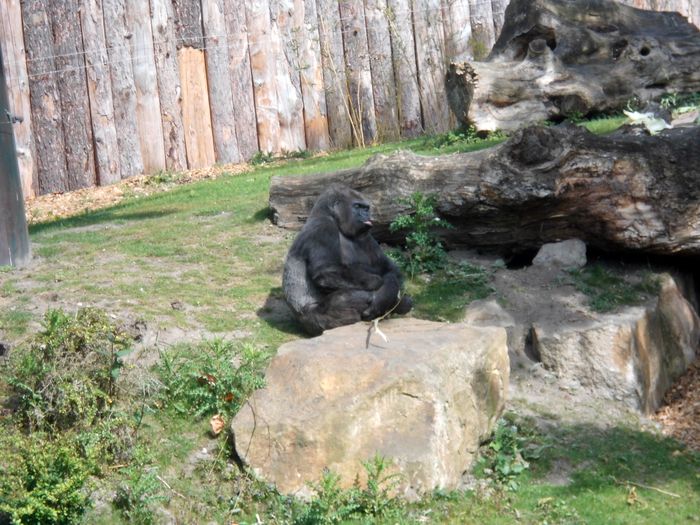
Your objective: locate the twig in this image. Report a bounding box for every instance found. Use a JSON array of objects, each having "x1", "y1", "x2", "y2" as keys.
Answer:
[
  {"x1": 614, "y1": 477, "x2": 680, "y2": 498},
  {"x1": 156, "y1": 474, "x2": 186, "y2": 499},
  {"x1": 365, "y1": 293, "x2": 404, "y2": 349}
]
